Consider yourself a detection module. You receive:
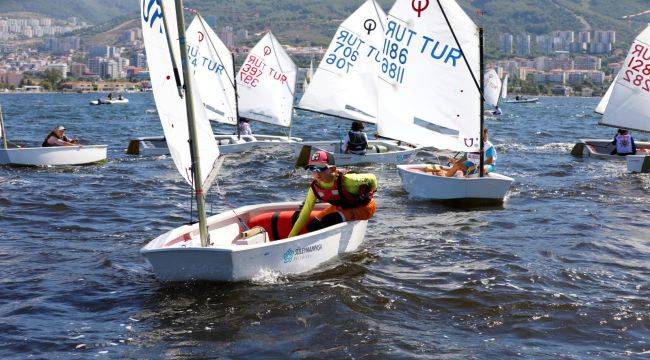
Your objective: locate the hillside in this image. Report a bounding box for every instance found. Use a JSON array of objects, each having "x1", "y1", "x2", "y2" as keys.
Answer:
[{"x1": 1, "y1": 0, "x2": 648, "y2": 49}]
